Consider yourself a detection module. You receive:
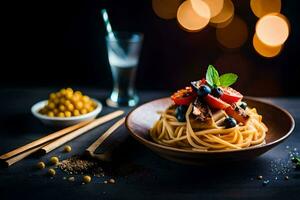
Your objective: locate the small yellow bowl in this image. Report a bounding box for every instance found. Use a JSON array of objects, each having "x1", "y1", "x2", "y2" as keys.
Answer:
[{"x1": 31, "y1": 99, "x2": 102, "y2": 127}]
